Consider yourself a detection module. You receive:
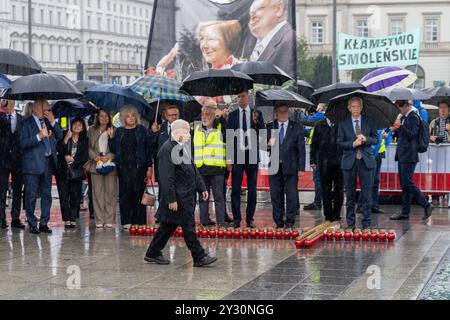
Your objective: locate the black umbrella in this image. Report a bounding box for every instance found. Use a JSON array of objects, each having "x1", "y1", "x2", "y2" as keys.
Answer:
[
  {"x1": 422, "y1": 86, "x2": 450, "y2": 105},
  {"x1": 52, "y1": 99, "x2": 97, "y2": 119},
  {"x1": 180, "y1": 69, "x2": 254, "y2": 97},
  {"x1": 255, "y1": 89, "x2": 315, "y2": 109},
  {"x1": 0, "y1": 48, "x2": 43, "y2": 76},
  {"x1": 231, "y1": 61, "x2": 293, "y2": 86},
  {"x1": 72, "y1": 80, "x2": 101, "y2": 93},
  {"x1": 147, "y1": 98, "x2": 202, "y2": 123},
  {"x1": 312, "y1": 82, "x2": 366, "y2": 104},
  {"x1": 378, "y1": 87, "x2": 432, "y2": 101},
  {"x1": 326, "y1": 90, "x2": 400, "y2": 129},
  {"x1": 3, "y1": 73, "x2": 82, "y2": 100},
  {"x1": 296, "y1": 80, "x2": 315, "y2": 100}
]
